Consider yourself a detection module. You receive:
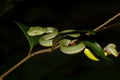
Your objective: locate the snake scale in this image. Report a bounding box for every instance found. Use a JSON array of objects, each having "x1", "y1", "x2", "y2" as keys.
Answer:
[{"x1": 27, "y1": 26, "x2": 119, "y2": 61}]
